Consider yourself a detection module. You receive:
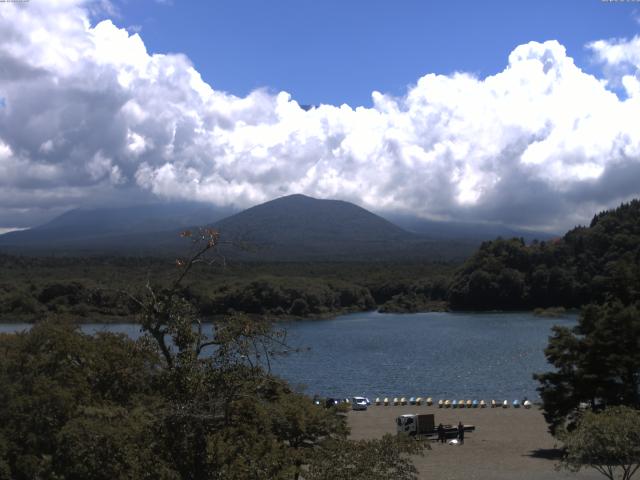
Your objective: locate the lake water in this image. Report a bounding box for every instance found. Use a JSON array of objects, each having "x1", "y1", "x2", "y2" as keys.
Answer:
[{"x1": 0, "y1": 311, "x2": 576, "y2": 401}]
